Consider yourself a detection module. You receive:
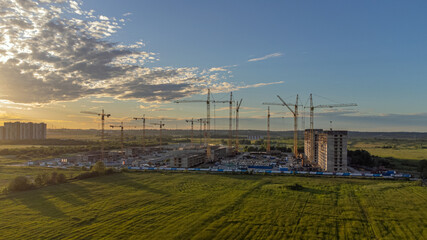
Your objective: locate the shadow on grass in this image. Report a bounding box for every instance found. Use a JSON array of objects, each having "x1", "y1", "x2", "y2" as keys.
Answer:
[
  {"x1": 89, "y1": 173, "x2": 170, "y2": 196},
  {"x1": 300, "y1": 187, "x2": 334, "y2": 195},
  {"x1": 12, "y1": 190, "x2": 67, "y2": 218},
  {"x1": 52, "y1": 183, "x2": 94, "y2": 206}
]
